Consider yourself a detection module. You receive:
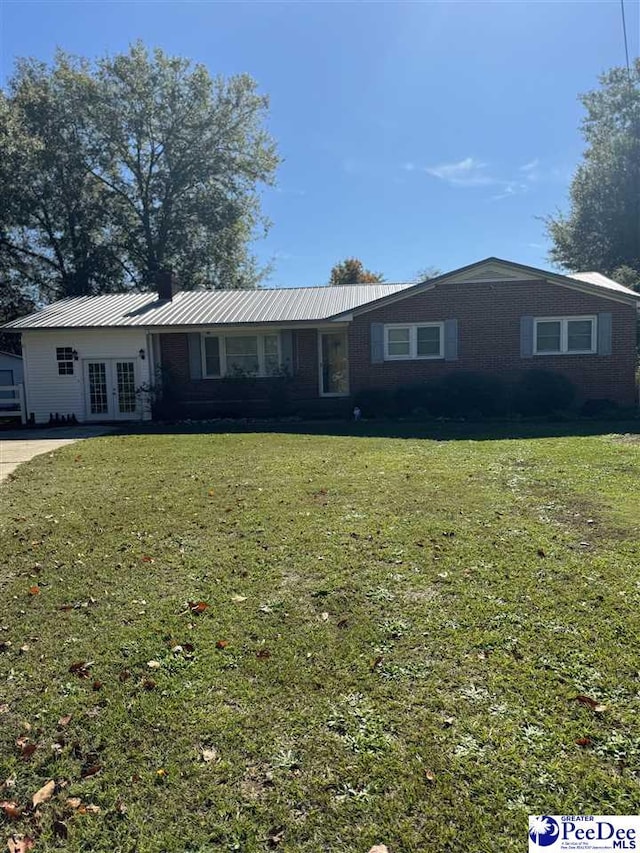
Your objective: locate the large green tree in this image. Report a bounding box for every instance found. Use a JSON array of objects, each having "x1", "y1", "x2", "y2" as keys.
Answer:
[
  {"x1": 0, "y1": 43, "x2": 279, "y2": 312},
  {"x1": 546, "y1": 60, "x2": 640, "y2": 288},
  {"x1": 329, "y1": 257, "x2": 384, "y2": 285}
]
